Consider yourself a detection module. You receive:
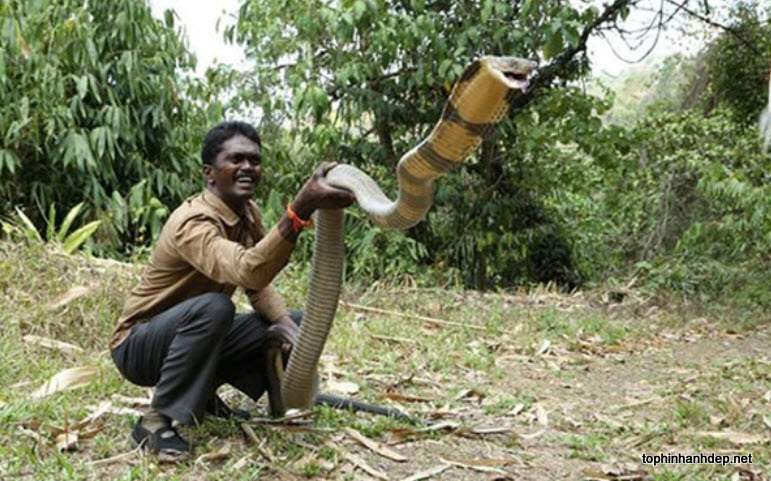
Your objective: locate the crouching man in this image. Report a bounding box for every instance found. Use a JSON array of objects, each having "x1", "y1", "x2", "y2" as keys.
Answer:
[{"x1": 109, "y1": 121, "x2": 355, "y2": 460}]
